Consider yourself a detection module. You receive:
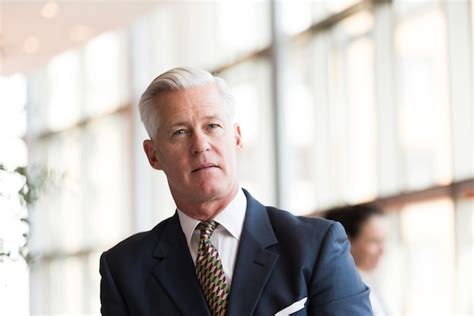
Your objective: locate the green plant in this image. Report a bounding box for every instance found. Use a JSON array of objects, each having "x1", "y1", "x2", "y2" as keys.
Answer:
[{"x1": 0, "y1": 164, "x2": 58, "y2": 263}]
